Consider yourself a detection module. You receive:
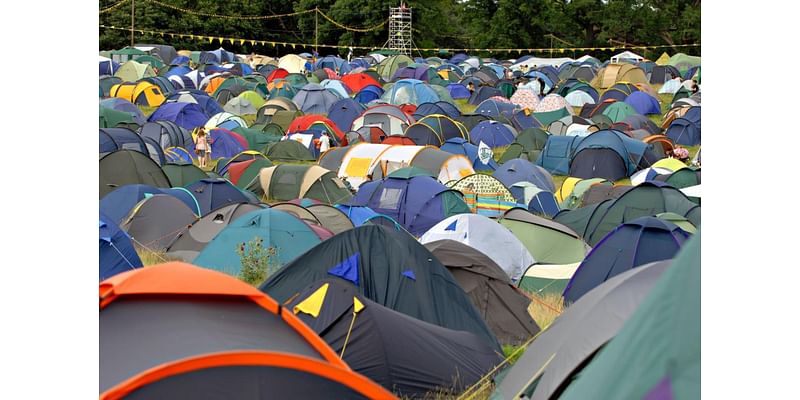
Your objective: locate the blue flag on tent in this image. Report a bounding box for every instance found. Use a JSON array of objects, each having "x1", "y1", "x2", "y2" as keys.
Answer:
[
  {"x1": 402, "y1": 270, "x2": 416, "y2": 281},
  {"x1": 328, "y1": 252, "x2": 360, "y2": 286}
]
